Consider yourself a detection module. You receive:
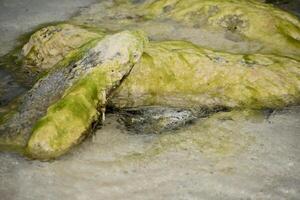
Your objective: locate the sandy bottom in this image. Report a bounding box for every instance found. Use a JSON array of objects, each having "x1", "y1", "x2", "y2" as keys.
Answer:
[{"x1": 0, "y1": 108, "x2": 300, "y2": 200}]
